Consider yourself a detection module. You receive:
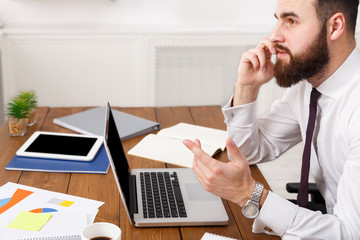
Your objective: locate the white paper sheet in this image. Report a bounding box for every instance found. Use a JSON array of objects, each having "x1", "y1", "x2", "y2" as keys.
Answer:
[{"x1": 0, "y1": 182, "x2": 104, "y2": 240}]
